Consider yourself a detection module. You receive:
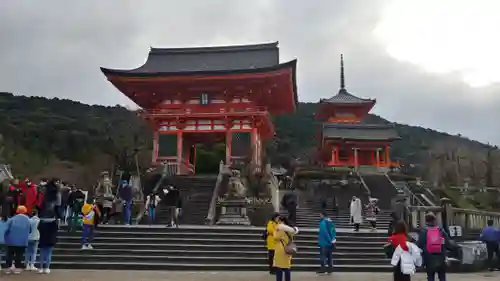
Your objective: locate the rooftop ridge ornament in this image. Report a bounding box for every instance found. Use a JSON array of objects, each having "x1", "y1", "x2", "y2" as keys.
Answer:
[{"x1": 340, "y1": 54, "x2": 345, "y2": 90}]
